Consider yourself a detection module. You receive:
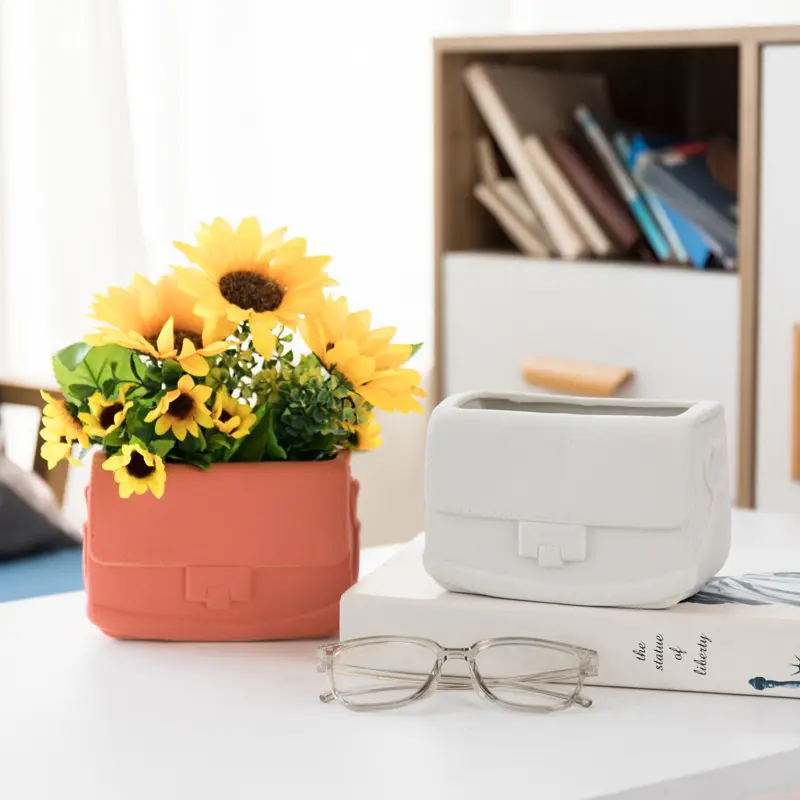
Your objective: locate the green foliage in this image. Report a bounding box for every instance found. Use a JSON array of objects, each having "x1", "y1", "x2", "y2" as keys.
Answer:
[
  {"x1": 254, "y1": 355, "x2": 362, "y2": 461},
  {"x1": 49, "y1": 319, "x2": 419, "y2": 474},
  {"x1": 53, "y1": 343, "x2": 141, "y2": 404}
]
